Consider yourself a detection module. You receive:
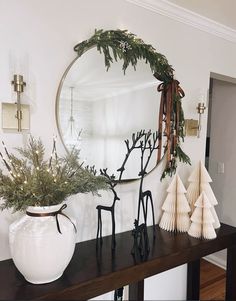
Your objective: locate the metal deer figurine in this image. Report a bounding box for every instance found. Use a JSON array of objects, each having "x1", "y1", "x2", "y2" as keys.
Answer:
[
  {"x1": 96, "y1": 131, "x2": 148, "y2": 250},
  {"x1": 118, "y1": 130, "x2": 158, "y2": 258},
  {"x1": 137, "y1": 130, "x2": 159, "y2": 236},
  {"x1": 96, "y1": 169, "x2": 120, "y2": 249},
  {"x1": 96, "y1": 130, "x2": 158, "y2": 252}
]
